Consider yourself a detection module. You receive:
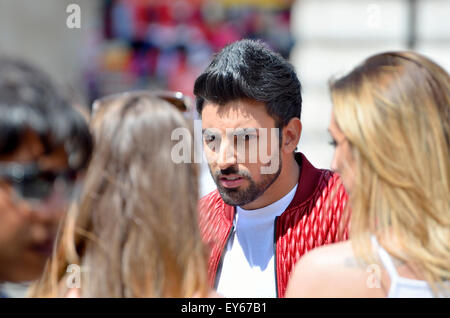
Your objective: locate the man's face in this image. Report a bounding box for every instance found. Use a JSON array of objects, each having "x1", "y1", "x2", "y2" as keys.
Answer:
[
  {"x1": 201, "y1": 99, "x2": 282, "y2": 207},
  {"x1": 0, "y1": 131, "x2": 69, "y2": 282}
]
